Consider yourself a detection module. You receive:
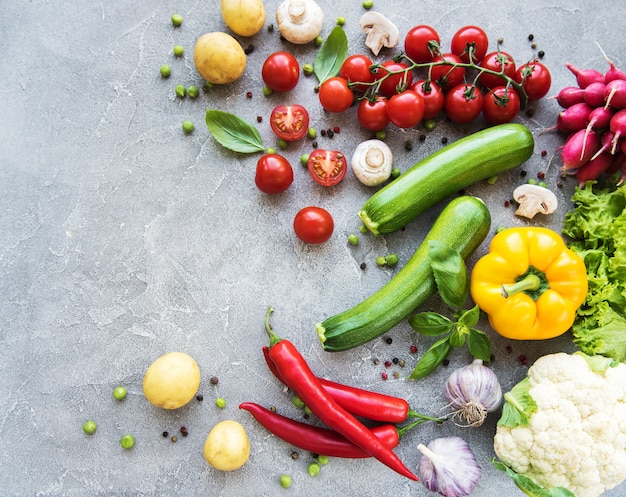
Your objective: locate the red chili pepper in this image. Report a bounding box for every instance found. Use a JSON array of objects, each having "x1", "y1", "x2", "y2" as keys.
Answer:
[
  {"x1": 263, "y1": 346, "x2": 425, "y2": 423},
  {"x1": 264, "y1": 307, "x2": 419, "y2": 481}
]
